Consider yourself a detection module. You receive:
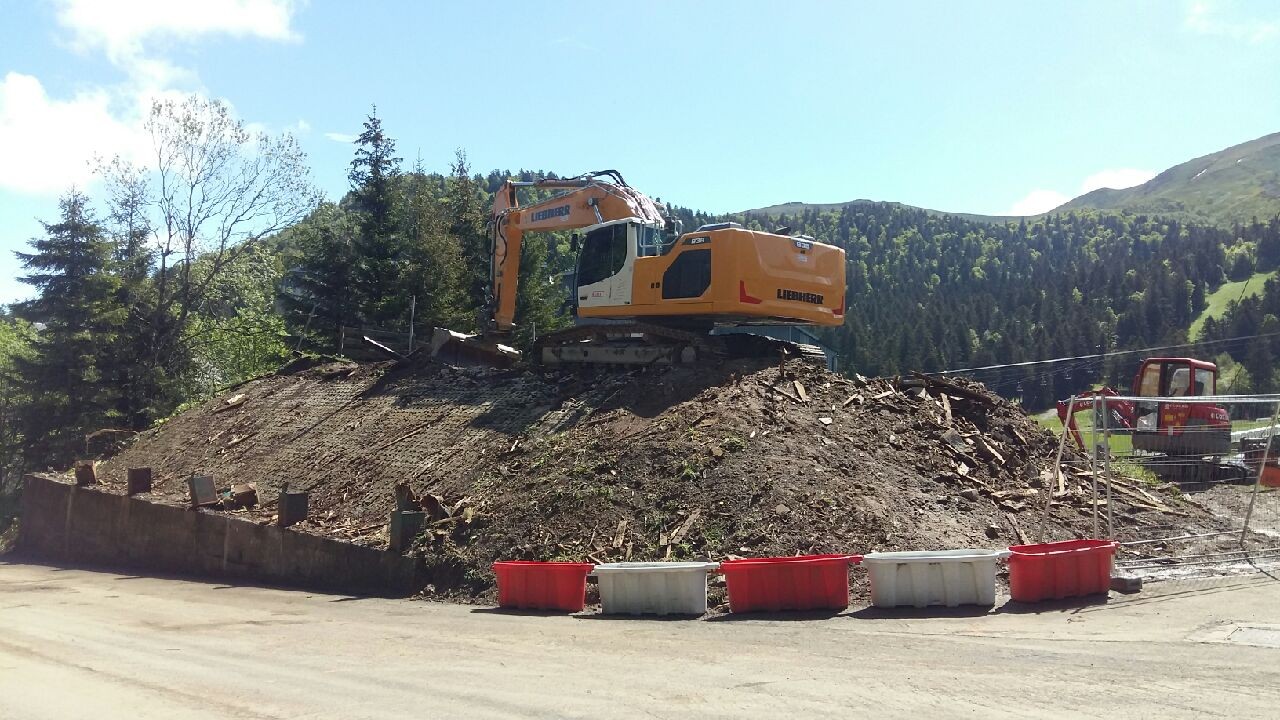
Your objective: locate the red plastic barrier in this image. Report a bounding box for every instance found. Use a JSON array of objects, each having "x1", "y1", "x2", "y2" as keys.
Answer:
[
  {"x1": 492, "y1": 561, "x2": 594, "y2": 612},
  {"x1": 719, "y1": 554, "x2": 862, "y2": 613},
  {"x1": 1007, "y1": 539, "x2": 1117, "y2": 603},
  {"x1": 1262, "y1": 464, "x2": 1280, "y2": 488}
]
